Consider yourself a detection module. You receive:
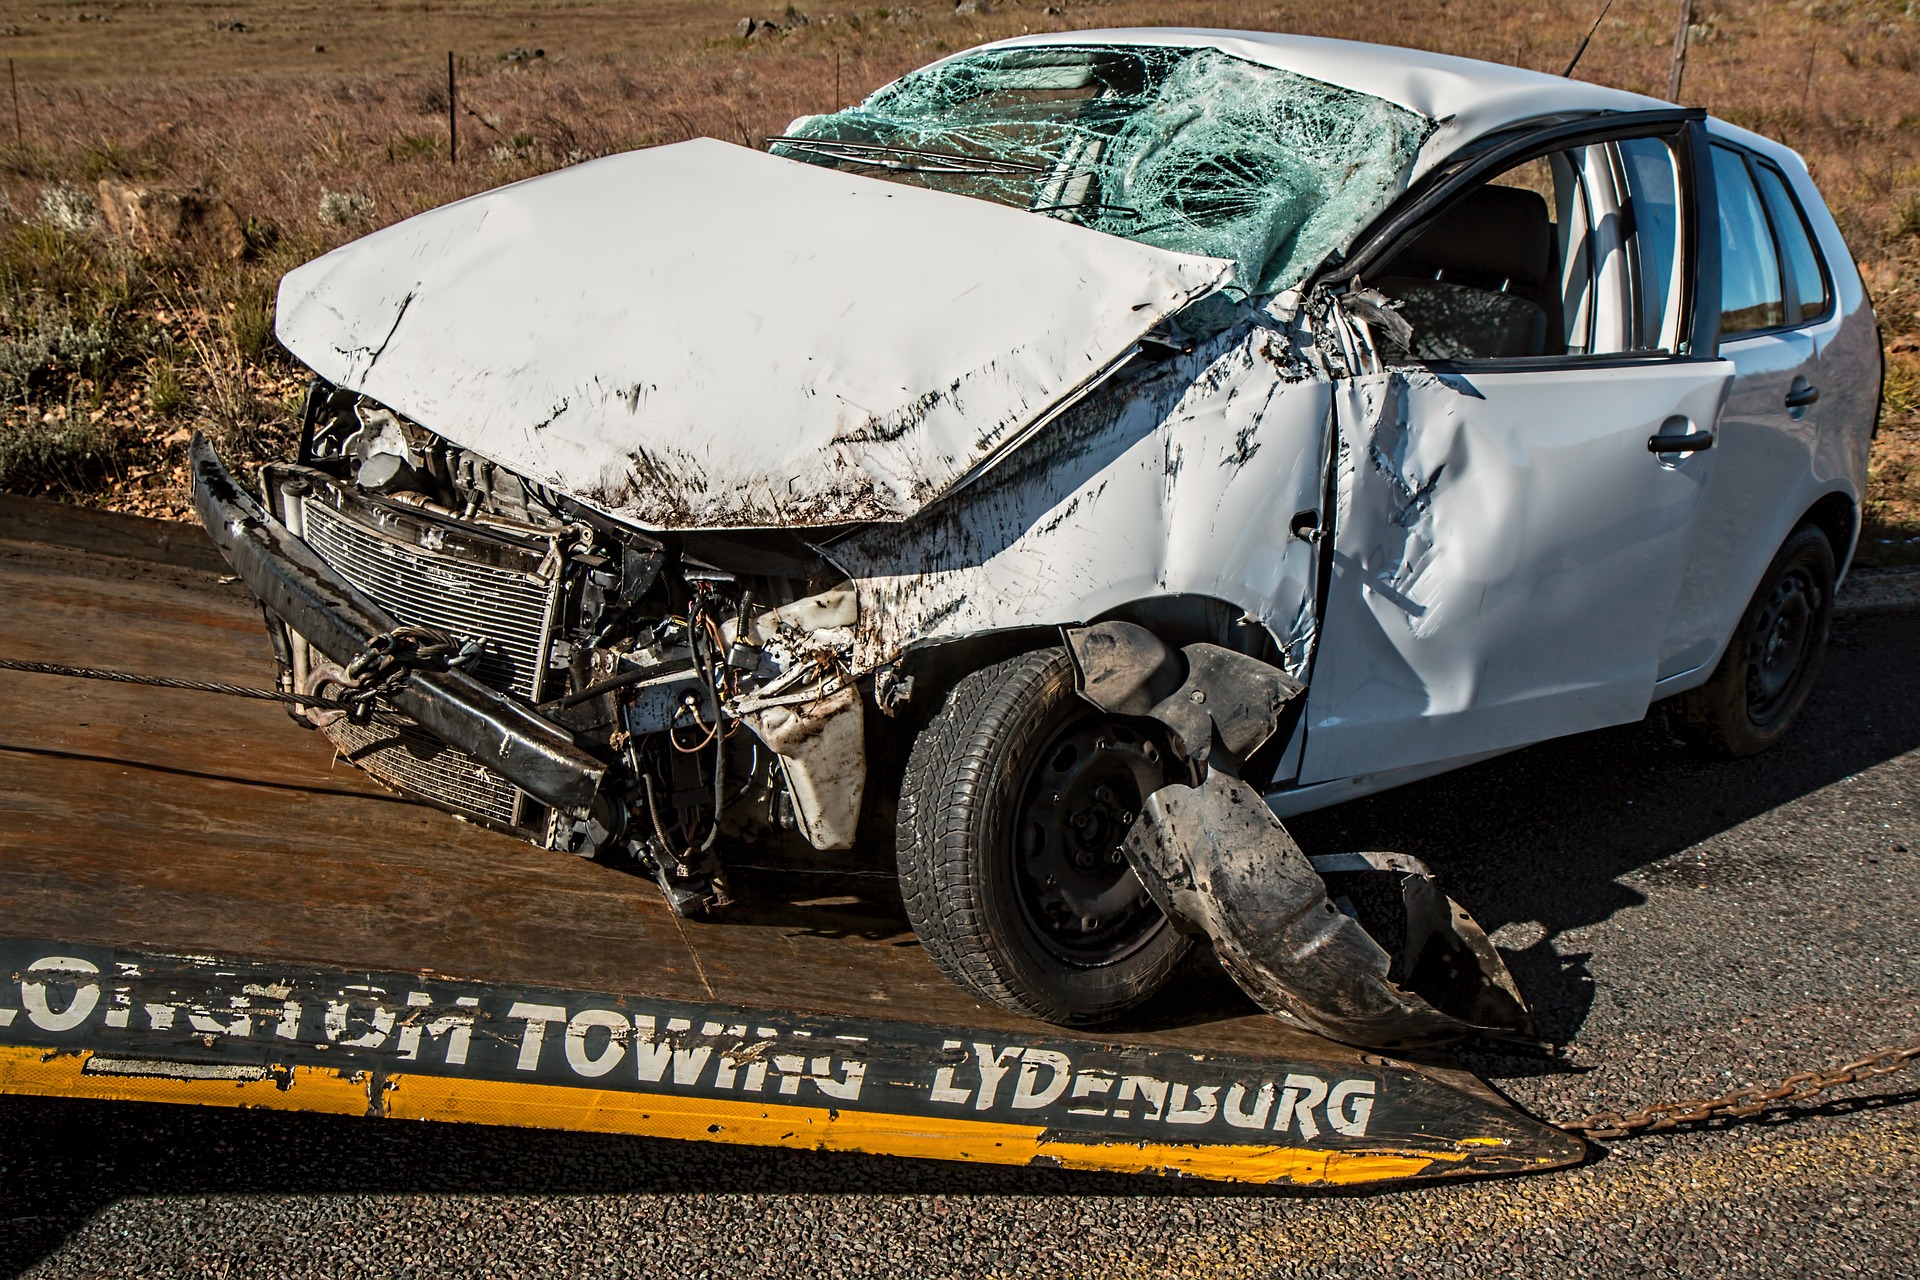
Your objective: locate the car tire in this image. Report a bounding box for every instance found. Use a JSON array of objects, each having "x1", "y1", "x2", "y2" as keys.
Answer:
[
  {"x1": 1670, "y1": 523, "x2": 1836, "y2": 758},
  {"x1": 895, "y1": 646, "x2": 1191, "y2": 1026}
]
